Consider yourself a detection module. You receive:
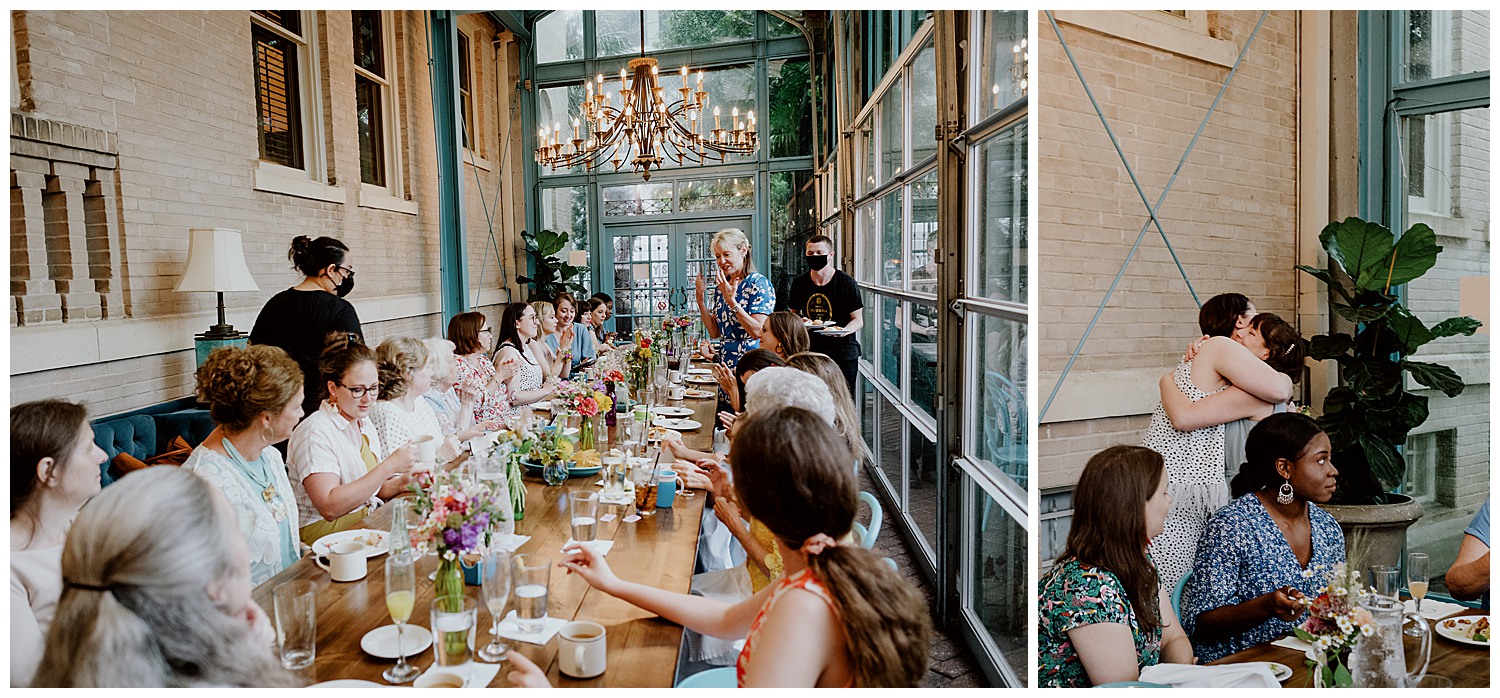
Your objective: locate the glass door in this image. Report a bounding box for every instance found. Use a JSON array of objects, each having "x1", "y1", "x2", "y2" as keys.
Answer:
[{"x1": 605, "y1": 216, "x2": 753, "y2": 339}]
